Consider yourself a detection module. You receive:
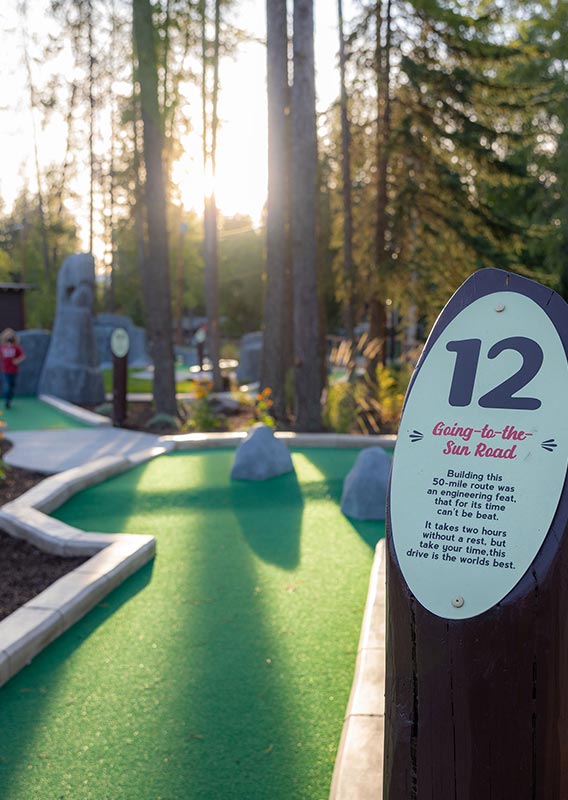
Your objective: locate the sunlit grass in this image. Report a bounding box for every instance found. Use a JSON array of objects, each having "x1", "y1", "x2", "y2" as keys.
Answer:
[{"x1": 101, "y1": 368, "x2": 196, "y2": 394}]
